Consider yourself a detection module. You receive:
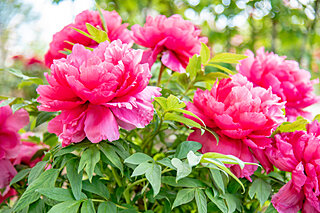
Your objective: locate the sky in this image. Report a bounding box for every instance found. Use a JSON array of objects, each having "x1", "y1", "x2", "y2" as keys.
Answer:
[{"x1": 9, "y1": 0, "x2": 95, "y2": 60}]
